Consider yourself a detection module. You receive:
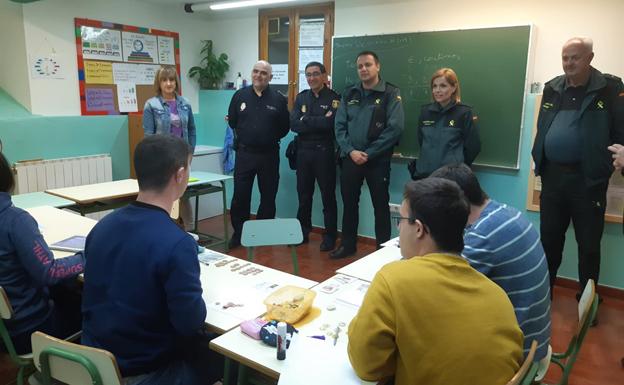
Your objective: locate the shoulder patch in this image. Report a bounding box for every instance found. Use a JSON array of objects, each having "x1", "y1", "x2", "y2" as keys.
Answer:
[{"x1": 332, "y1": 99, "x2": 340, "y2": 109}]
